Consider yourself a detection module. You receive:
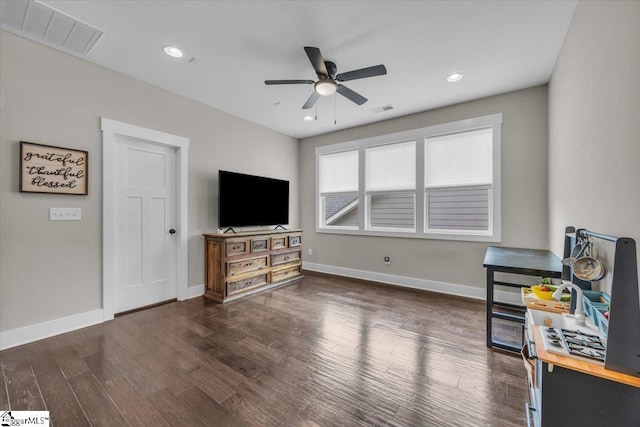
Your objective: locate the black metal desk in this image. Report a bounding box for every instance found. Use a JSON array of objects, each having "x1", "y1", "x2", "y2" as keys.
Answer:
[{"x1": 483, "y1": 246, "x2": 562, "y2": 352}]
